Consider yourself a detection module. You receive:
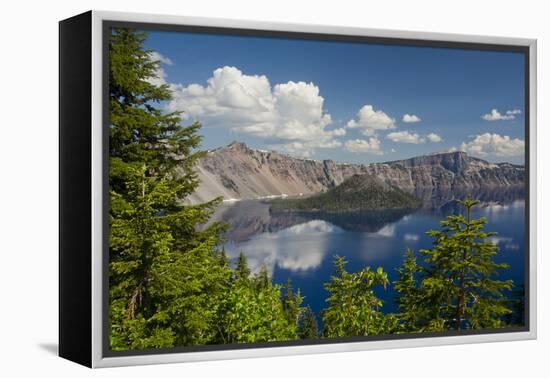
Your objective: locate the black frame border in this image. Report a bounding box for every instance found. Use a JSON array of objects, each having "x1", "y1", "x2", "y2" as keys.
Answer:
[
  {"x1": 101, "y1": 19, "x2": 531, "y2": 359},
  {"x1": 59, "y1": 11, "x2": 93, "y2": 367}
]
